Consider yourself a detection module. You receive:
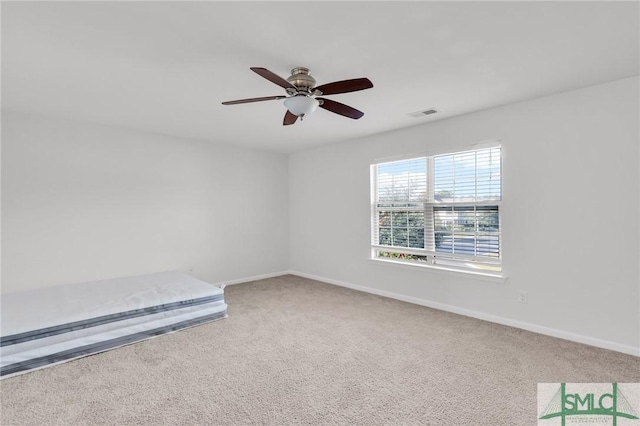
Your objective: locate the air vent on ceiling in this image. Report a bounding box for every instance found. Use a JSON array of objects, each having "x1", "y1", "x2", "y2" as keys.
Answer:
[{"x1": 408, "y1": 109, "x2": 438, "y2": 118}]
